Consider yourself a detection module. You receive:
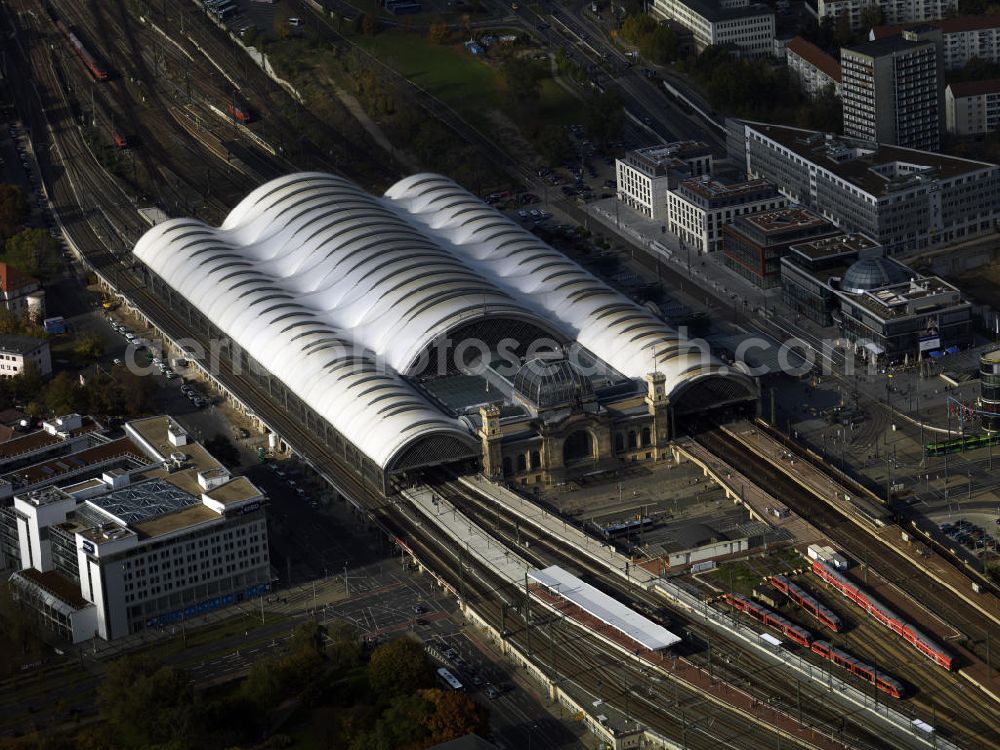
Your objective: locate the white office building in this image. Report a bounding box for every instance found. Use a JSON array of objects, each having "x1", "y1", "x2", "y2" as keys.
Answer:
[
  {"x1": 871, "y1": 15, "x2": 1000, "y2": 71},
  {"x1": 666, "y1": 176, "x2": 786, "y2": 254},
  {"x1": 652, "y1": 0, "x2": 776, "y2": 58},
  {"x1": 8, "y1": 416, "x2": 270, "y2": 642},
  {"x1": 946, "y1": 79, "x2": 1000, "y2": 135},
  {"x1": 615, "y1": 142, "x2": 712, "y2": 220},
  {"x1": 0, "y1": 335, "x2": 52, "y2": 378},
  {"x1": 817, "y1": 0, "x2": 956, "y2": 31},
  {"x1": 786, "y1": 36, "x2": 842, "y2": 99}
]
